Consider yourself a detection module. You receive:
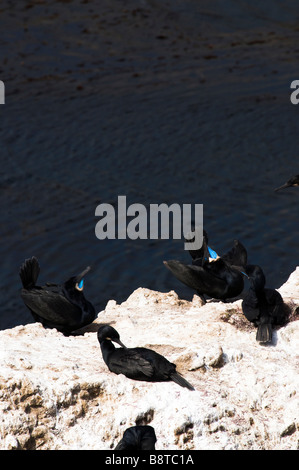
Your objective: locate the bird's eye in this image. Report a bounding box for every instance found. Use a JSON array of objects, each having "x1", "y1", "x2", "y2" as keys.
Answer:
[{"x1": 76, "y1": 279, "x2": 84, "y2": 290}]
